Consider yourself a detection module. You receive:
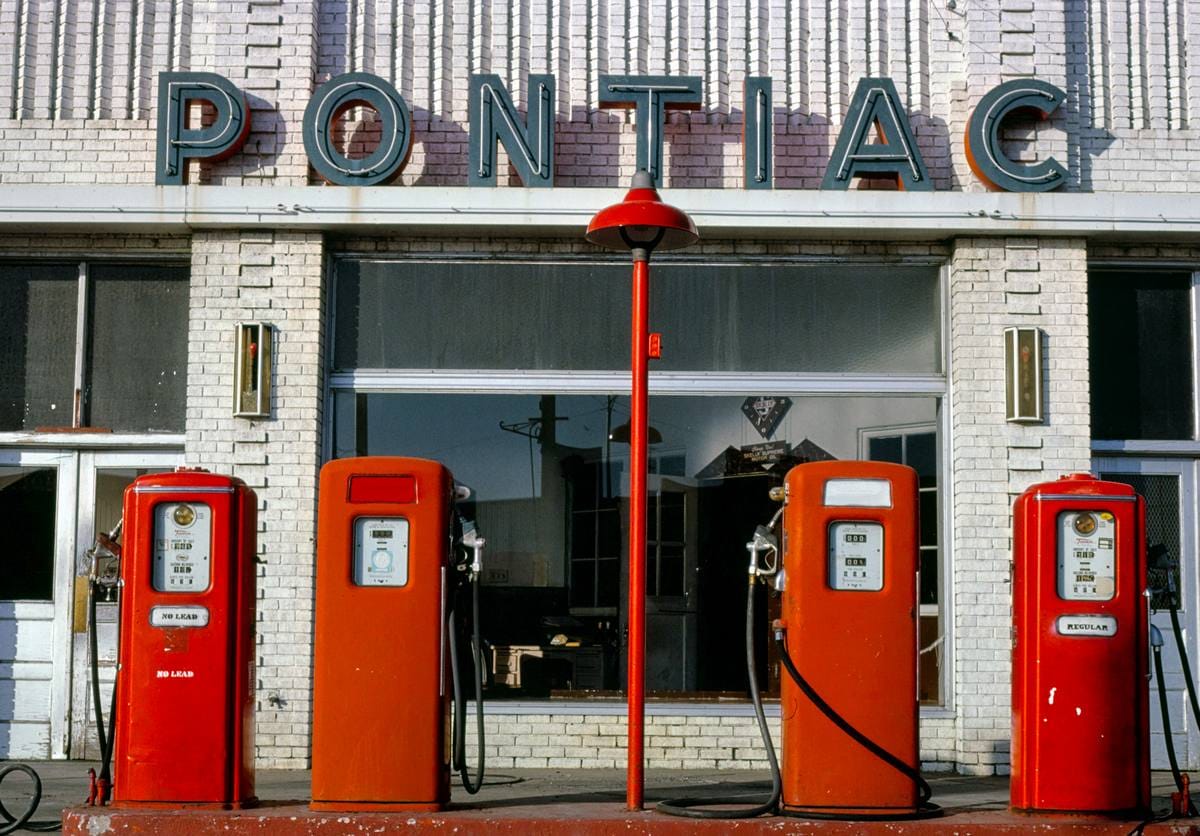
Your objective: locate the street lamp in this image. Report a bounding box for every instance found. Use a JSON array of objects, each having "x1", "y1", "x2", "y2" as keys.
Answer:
[{"x1": 586, "y1": 170, "x2": 699, "y2": 811}]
